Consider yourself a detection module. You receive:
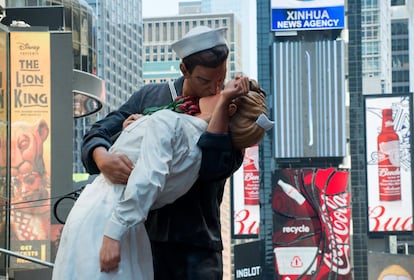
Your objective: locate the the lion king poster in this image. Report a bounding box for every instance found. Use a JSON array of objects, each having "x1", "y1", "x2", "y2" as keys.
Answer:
[{"x1": 7, "y1": 31, "x2": 51, "y2": 268}]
